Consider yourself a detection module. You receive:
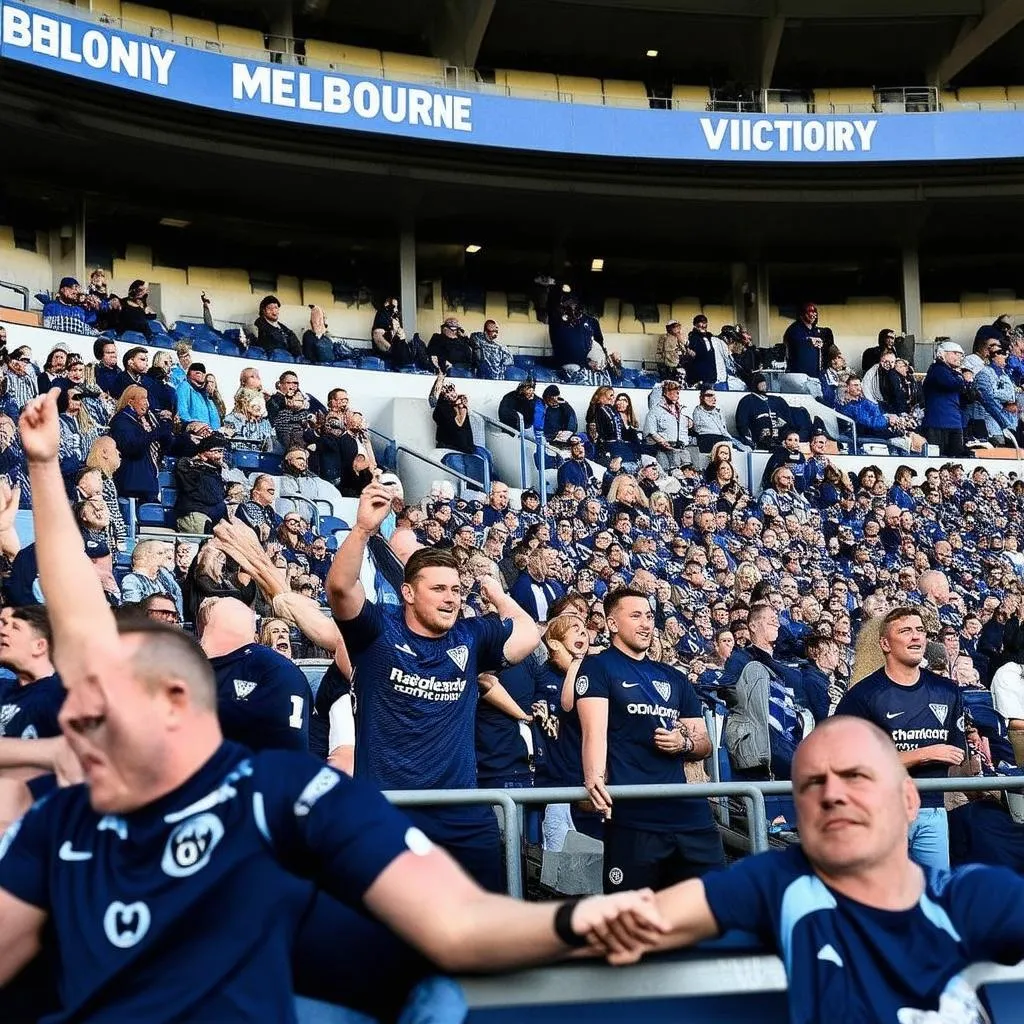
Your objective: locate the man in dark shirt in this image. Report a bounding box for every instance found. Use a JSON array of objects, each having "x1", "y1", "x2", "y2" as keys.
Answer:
[
  {"x1": 0, "y1": 606, "x2": 63, "y2": 740},
  {"x1": 498, "y1": 379, "x2": 539, "y2": 432},
  {"x1": 428, "y1": 371, "x2": 494, "y2": 486},
  {"x1": 836, "y1": 606, "x2": 966, "y2": 870},
  {"x1": 173, "y1": 434, "x2": 228, "y2": 534},
  {"x1": 685, "y1": 315, "x2": 717, "y2": 387},
  {"x1": 251, "y1": 295, "x2": 301, "y2": 357},
  {"x1": 426, "y1": 317, "x2": 475, "y2": 371},
  {"x1": 784, "y1": 302, "x2": 825, "y2": 377},
  {"x1": 92, "y1": 339, "x2": 121, "y2": 396},
  {"x1": 370, "y1": 297, "x2": 404, "y2": 356}
]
